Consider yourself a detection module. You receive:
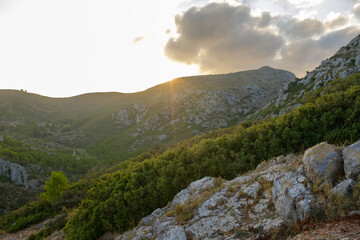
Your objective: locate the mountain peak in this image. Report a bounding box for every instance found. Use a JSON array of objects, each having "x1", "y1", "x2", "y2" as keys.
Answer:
[{"x1": 259, "y1": 65, "x2": 273, "y2": 70}]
